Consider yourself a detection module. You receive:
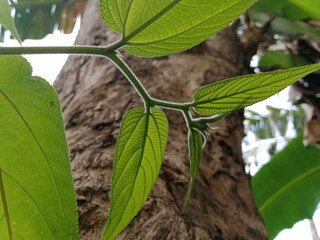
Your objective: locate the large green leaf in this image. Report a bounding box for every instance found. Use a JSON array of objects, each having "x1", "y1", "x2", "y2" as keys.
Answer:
[
  {"x1": 0, "y1": 56, "x2": 79, "y2": 240},
  {"x1": 192, "y1": 63, "x2": 320, "y2": 115},
  {"x1": 252, "y1": 135, "x2": 320, "y2": 239},
  {"x1": 100, "y1": 0, "x2": 257, "y2": 57},
  {"x1": 183, "y1": 128, "x2": 203, "y2": 209},
  {"x1": 0, "y1": 0, "x2": 21, "y2": 43},
  {"x1": 102, "y1": 107, "x2": 168, "y2": 240}
]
